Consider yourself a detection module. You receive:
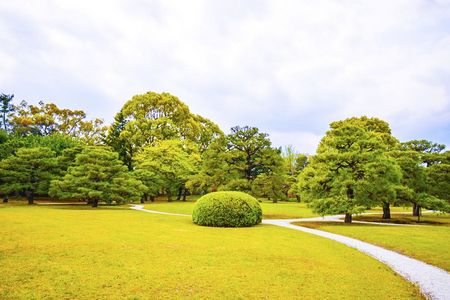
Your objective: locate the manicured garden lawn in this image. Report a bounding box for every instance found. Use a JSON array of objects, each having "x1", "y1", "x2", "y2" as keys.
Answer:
[
  {"x1": 353, "y1": 213, "x2": 450, "y2": 226},
  {"x1": 294, "y1": 220, "x2": 450, "y2": 271},
  {"x1": 143, "y1": 199, "x2": 319, "y2": 219},
  {"x1": 0, "y1": 204, "x2": 422, "y2": 299}
]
